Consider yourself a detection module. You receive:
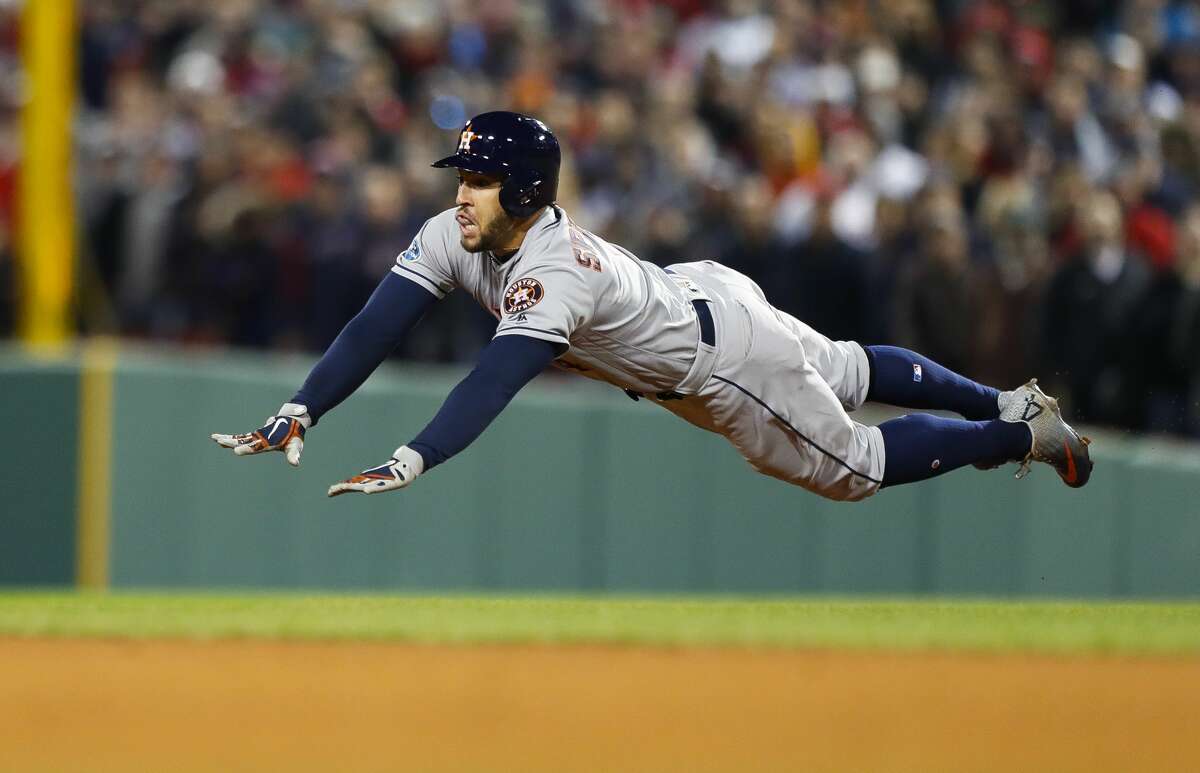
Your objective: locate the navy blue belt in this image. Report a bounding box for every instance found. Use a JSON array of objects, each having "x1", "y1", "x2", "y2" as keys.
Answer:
[
  {"x1": 693, "y1": 298, "x2": 715, "y2": 347},
  {"x1": 663, "y1": 268, "x2": 715, "y2": 346},
  {"x1": 624, "y1": 297, "x2": 715, "y2": 402}
]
